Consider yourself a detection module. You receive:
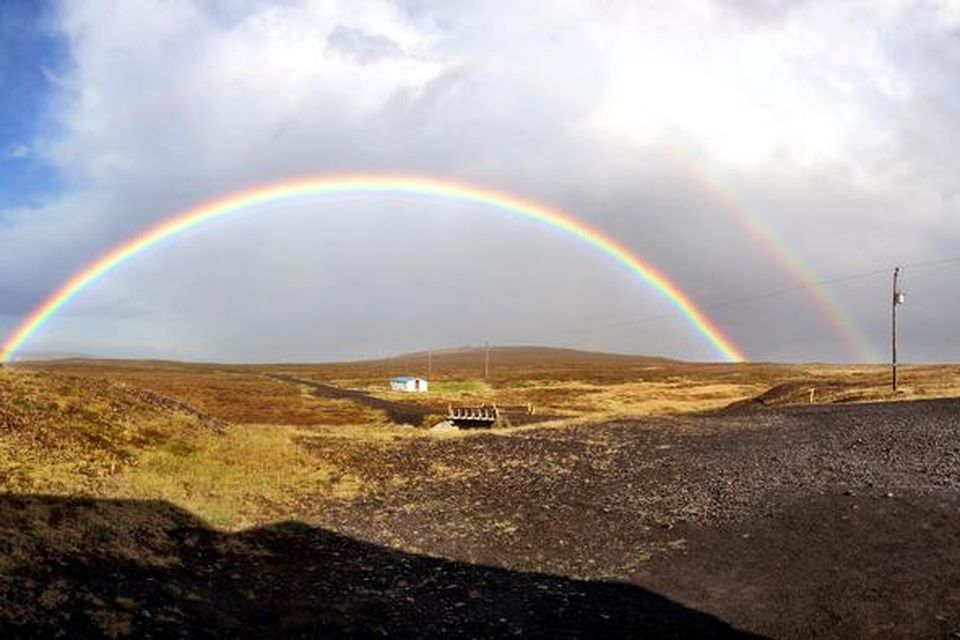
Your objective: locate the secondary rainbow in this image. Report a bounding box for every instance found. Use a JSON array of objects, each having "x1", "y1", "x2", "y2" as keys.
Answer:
[
  {"x1": 0, "y1": 174, "x2": 746, "y2": 363},
  {"x1": 665, "y1": 144, "x2": 879, "y2": 362}
]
